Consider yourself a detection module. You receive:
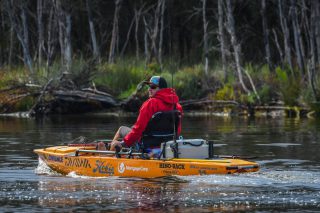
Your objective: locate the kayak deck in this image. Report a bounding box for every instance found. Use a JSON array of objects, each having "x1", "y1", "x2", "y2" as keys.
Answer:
[{"x1": 34, "y1": 146, "x2": 259, "y2": 178}]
